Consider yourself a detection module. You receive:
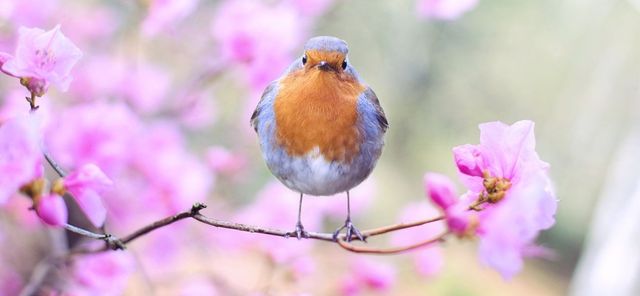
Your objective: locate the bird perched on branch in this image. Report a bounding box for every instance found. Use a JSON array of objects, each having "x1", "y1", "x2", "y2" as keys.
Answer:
[{"x1": 251, "y1": 36, "x2": 388, "y2": 241}]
